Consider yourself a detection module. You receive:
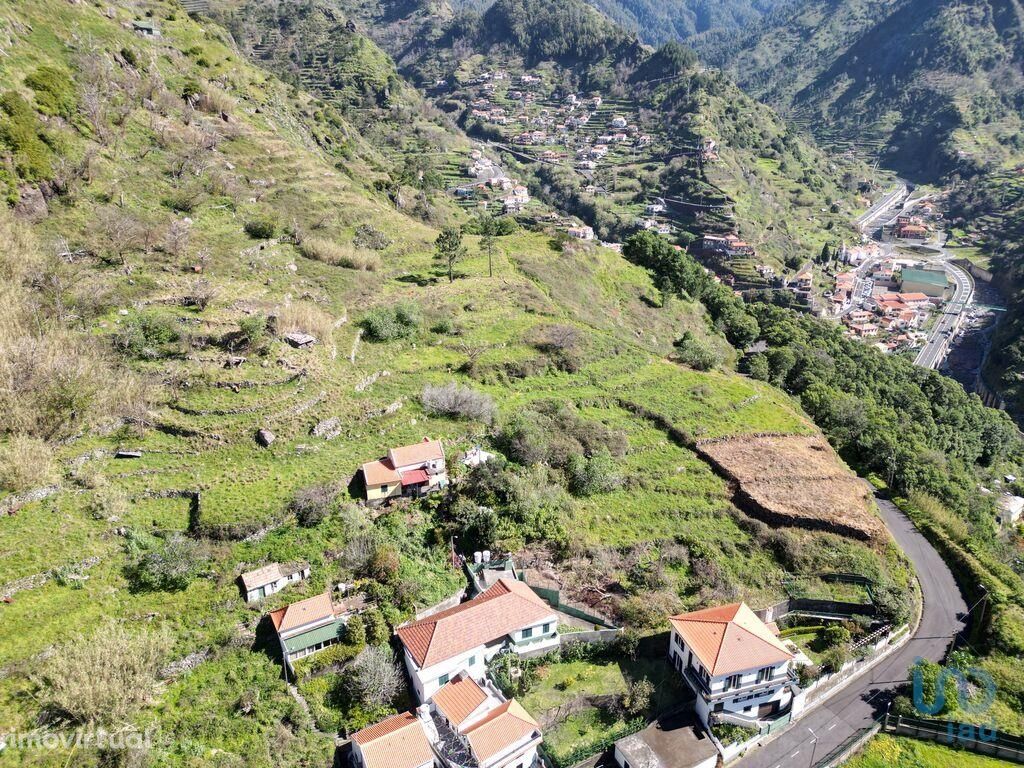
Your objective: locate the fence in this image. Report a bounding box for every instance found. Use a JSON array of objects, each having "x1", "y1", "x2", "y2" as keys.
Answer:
[
  {"x1": 560, "y1": 628, "x2": 621, "y2": 645},
  {"x1": 883, "y1": 714, "x2": 1024, "y2": 764},
  {"x1": 520, "y1": 570, "x2": 617, "y2": 629},
  {"x1": 414, "y1": 588, "x2": 466, "y2": 620},
  {"x1": 754, "y1": 596, "x2": 876, "y2": 623}
]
